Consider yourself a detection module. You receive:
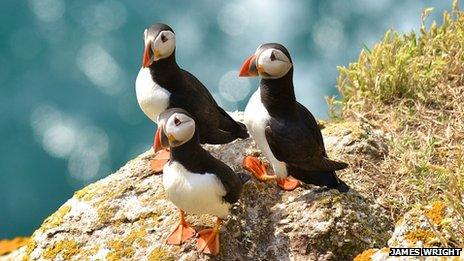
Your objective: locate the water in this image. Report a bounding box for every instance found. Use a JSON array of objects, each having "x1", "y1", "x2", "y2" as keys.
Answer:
[{"x1": 0, "y1": 0, "x2": 453, "y2": 238}]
